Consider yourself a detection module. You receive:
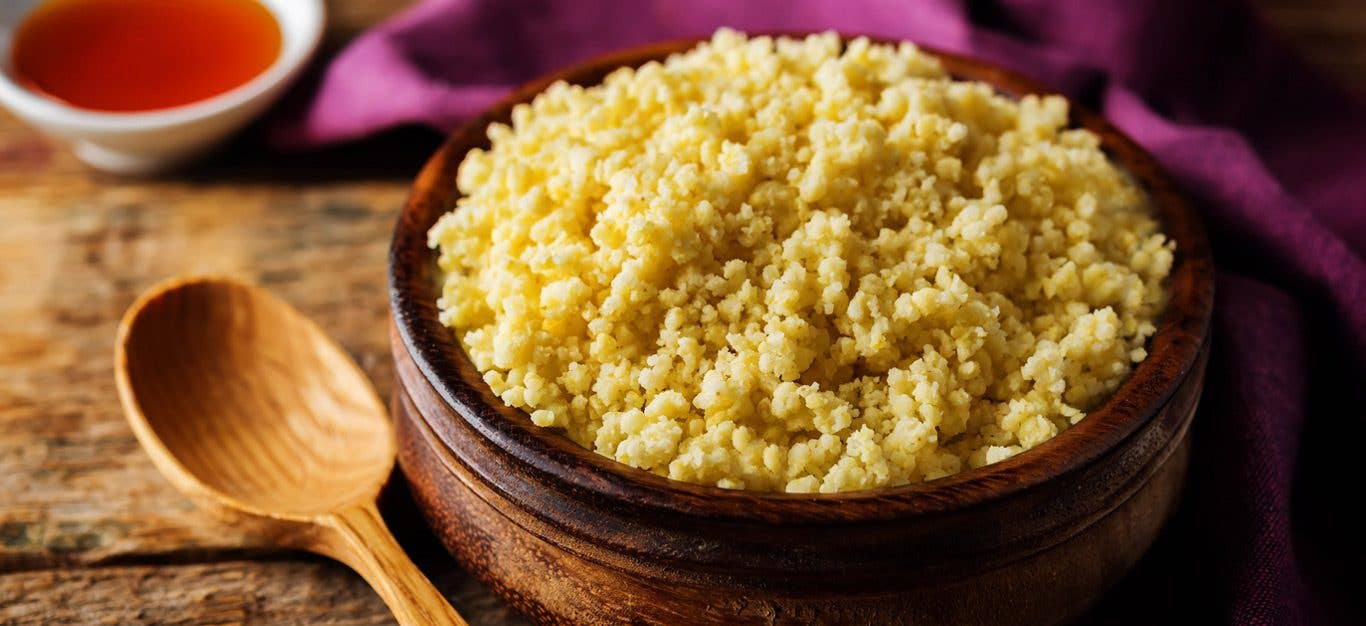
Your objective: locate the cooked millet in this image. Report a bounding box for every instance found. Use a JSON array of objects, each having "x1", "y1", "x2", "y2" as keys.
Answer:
[{"x1": 429, "y1": 29, "x2": 1174, "y2": 493}]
